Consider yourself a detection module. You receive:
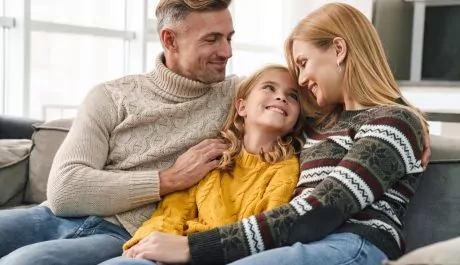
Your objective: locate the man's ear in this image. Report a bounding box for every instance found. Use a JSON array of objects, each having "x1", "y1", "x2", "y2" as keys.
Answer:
[
  {"x1": 332, "y1": 37, "x2": 347, "y2": 65},
  {"x1": 235, "y1": 99, "x2": 247, "y2": 117},
  {"x1": 161, "y1": 28, "x2": 178, "y2": 52}
]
